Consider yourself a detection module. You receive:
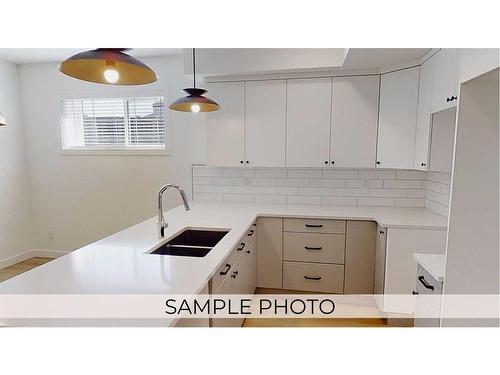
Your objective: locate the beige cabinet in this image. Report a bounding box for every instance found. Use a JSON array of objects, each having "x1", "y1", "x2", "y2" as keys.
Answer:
[
  {"x1": 374, "y1": 225, "x2": 387, "y2": 295},
  {"x1": 344, "y1": 221, "x2": 376, "y2": 294},
  {"x1": 283, "y1": 262, "x2": 344, "y2": 293},
  {"x1": 256, "y1": 217, "x2": 283, "y2": 289}
]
